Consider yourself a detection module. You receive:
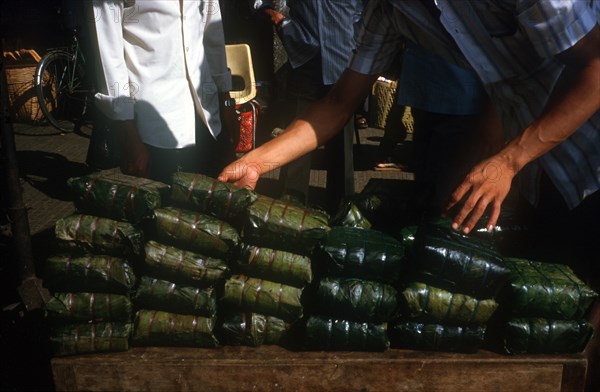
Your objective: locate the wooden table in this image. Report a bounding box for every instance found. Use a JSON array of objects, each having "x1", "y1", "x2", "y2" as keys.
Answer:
[{"x1": 51, "y1": 346, "x2": 587, "y2": 391}]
